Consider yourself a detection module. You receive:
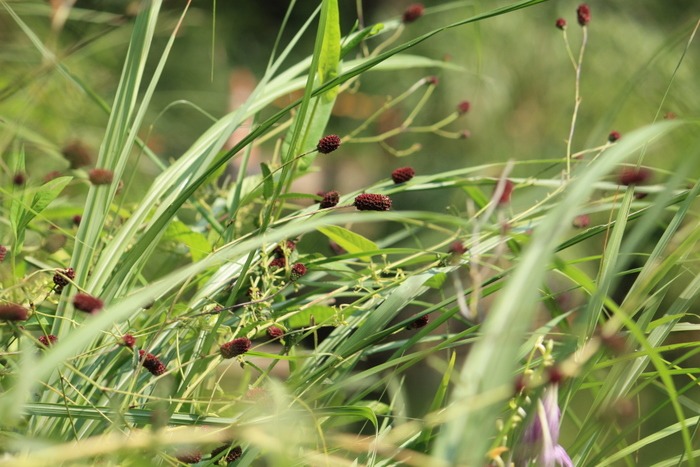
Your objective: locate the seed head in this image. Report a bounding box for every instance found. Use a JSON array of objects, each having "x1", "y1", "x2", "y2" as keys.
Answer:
[
  {"x1": 266, "y1": 326, "x2": 285, "y2": 340},
  {"x1": 43, "y1": 171, "x2": 62, "y2": 183},
  {"x1": 176, "y1": 451, "x2": 202, "y2": 464},
  {"x1": 62, "y1": 140, "x2": 92, "y2": 168},
  {"x1": 270, "y1": 257, "x2": 286, "y2": 269},
  {"x1": 406, "y1": 314, "x2": 429, "y2": 330},
  {"x1": 0, "y1": 303, "x2": 29, "y2": 321},
  {"x1": 391, "y1": 167, "x2": 415, "y2": 184},
  {"x1": 555, "y1": 18, "x2": 567, "y2": 30},
  {"x1": 0, "y1": 245, "x2": 7, "y2": 262},
  {"x1": 53, "y1": 267, "x2": 75, "y2": 289},
  {"x1": 572, "y1": 214, "x2": 590, "y2": 228},
  {"x1": 354, "y1": 193, "x2": 392, "y2": 211},
  {"x1": 316, "y1": 134, "x2": 341, "y2": 154},
  {"x1": 38, "y1": 334, "x2": 58, "y2": 347},
  {"x1": 577, "y1": 4, "x2": 591, "y2": 26},
  {"x1": 448, "y1": 241, "x2": 467, "y2": 255},
  {"x1": 291, "y1": 263, "x2": 307, "y2": 281},
  {"x1": 138, "y1": 349, "x2": 166, "y2": 376},
  {"x1": 608, "y1": 131, "x2": 621, "y2": 142},
  {"x1": 72, "y1": 215, "x2": 82, "y2": 226},
  {"x1": 210, "y1": 444, "x2": 242, "y2": 463},
  {"x1": 402, "y1": 3, "x2": 424, "y2": 23},
  {"x1": 13, "y1": 172, "x2": 26, "y2": 186},
  {"x1": 122, "y1": 334, "x2": 136, "y2": 348},
  {"x1": 425, "y1": 75, "x2": 439, "y2": 86},
  {"x1": 88, "y1": 168, "x2": 114, "y2": 185},
  {"x1": 618, "y1": 167, "x2": 652, "y2": 186},
  {"x1": 273, "y1": 240, "x2": 296, "y2": 258},
  {"x1": 73, "y1": 293, "x2": 103, "y2": 314},
  {"x1": 664, "y1": 111, "x2": 677, "y2": 120},
  {"x1": 457, "y1": 100, "x2": 471, "y2": 115},
  {"x1": 320, "y1": 190, "x2": 340, "y2": 209},
  {"x1": 548, "y1": 366, "x2": 565, "y2": 384},
  {"x1": 329, "y1": 241, "x2": 346, "y2": 255},
  {"x1": 496, "y1": 179, "x2": 515, "y2": 205},
  {"x1": 220, "y1": 337, "x2": 252, "y2": 359}
]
